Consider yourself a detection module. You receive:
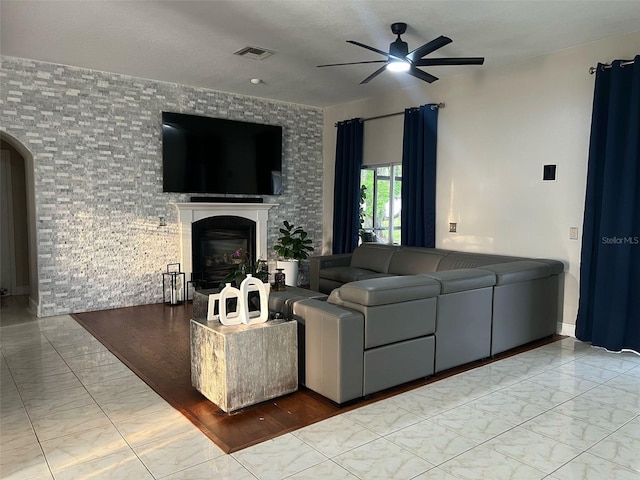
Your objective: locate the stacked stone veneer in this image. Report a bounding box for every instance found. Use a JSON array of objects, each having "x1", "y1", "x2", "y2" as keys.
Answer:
[{"x1": 0, "y1": 56, "x2": 323, "y2": 316}]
